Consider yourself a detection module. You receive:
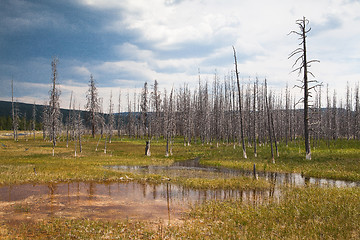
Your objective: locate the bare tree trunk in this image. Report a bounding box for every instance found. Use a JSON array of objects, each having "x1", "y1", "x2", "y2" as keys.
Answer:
[
  {"x1": 78, "y1": 105, "x2": 82, "y2": 153},
  {"x1": 253, "y1": 79, "x2": 257, "y2": 157},
  {"x1": 117, "y1": 90, "x2": 121, "y2": 138},
  {"x1": 32, "y1": 102, "x2": 36, "y2": 141},
  {"x1": 96, "y1": 135, "x2": 101, "y2": 152},
  {"x1": 265, "y1": 79, "x2": 275, "y2": 163},
  {"x1": 49, "y1": 57, "x2": 62, "y2": 157},
  {"x1": 285, "y1": 83, "x2": 290, "y2": 146},
  {"x1": 86, "y1": 74, "x2": 100, "y2": 138},
  {"x1": 289, "y1": 17, "x2": 320, "y2": 160},
  {"x1": 355, "y1": 84, "x2": 360, "y2": 140},
  {"x1": 269, "y1": 92, "x2": 279, "y2": 158},
  {"x1": 301, "y1": 20, "x2": 311, "y2": 160},
  {"x1": 11, "y1": 79, "x2": 19, "y2": 141},
  {"x1": 145, "y1": 140, "x2": 151, "y2": 156},
  {"x1": 66, "y1": 92, "x2": 72, "y2": 148},
  {"x1": 232, "y1": 46, "x2": 247, "y2": 159}
]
